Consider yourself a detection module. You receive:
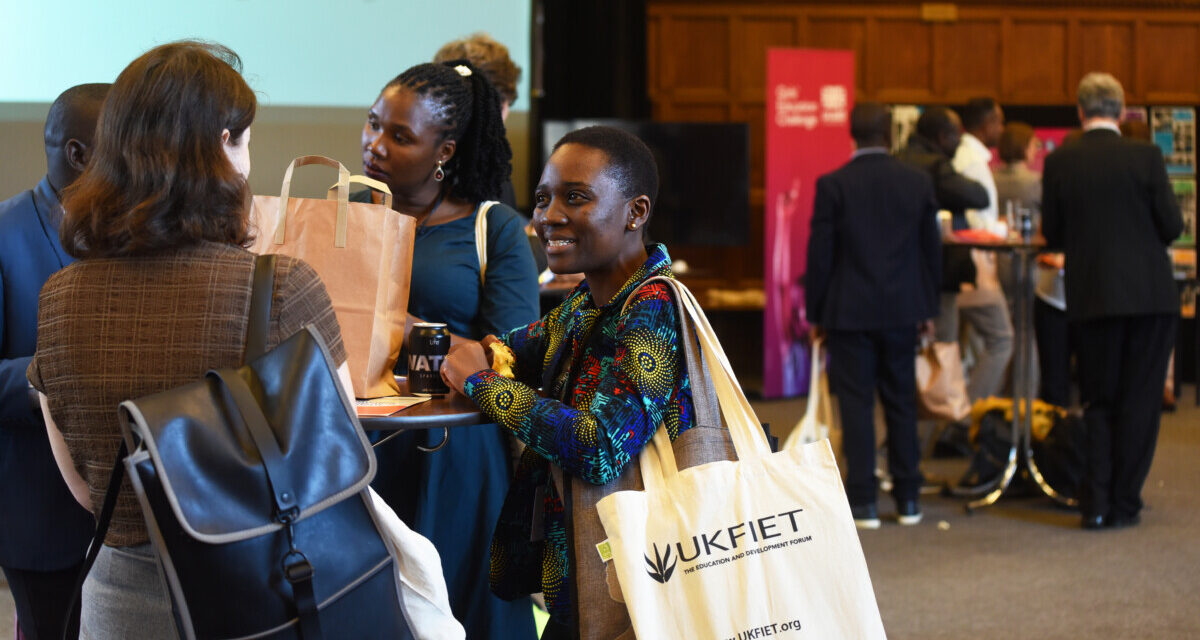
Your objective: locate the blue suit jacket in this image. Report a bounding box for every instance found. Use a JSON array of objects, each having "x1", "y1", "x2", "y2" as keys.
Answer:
[{"x1": 0, "y1": 177, "x2": 94, "y2": 570}]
